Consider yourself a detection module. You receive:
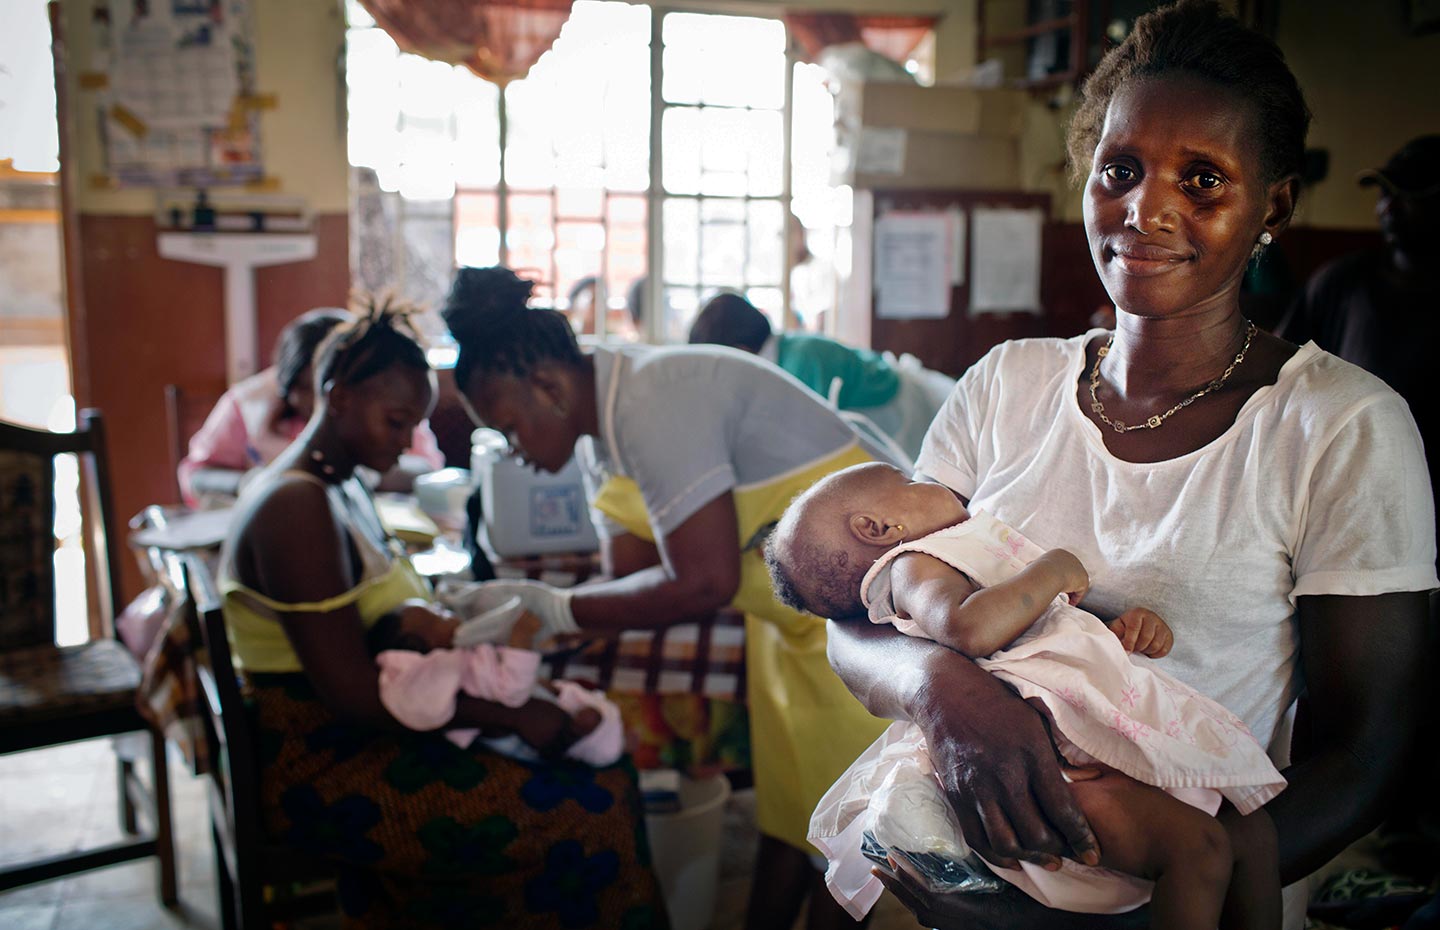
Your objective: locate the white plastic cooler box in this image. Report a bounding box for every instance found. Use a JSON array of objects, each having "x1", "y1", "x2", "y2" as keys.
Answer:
[{"x1": 470, "y1": 429, "x2": 600, "y2": 558}]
